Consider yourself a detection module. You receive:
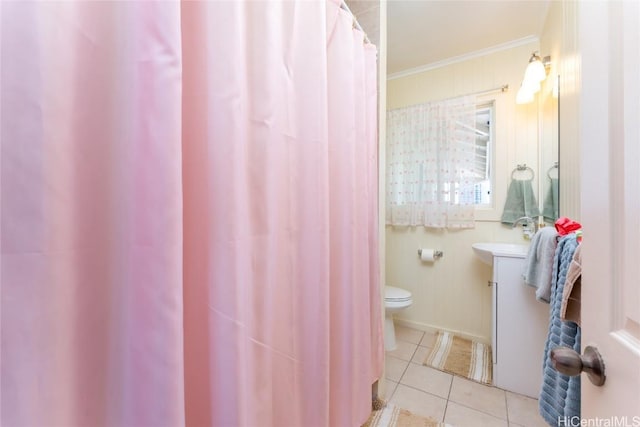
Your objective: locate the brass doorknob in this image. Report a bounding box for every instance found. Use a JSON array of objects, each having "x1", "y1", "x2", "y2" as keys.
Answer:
[{"x1": 550, "y1": 345, "x2": 606, "y2": 386}]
